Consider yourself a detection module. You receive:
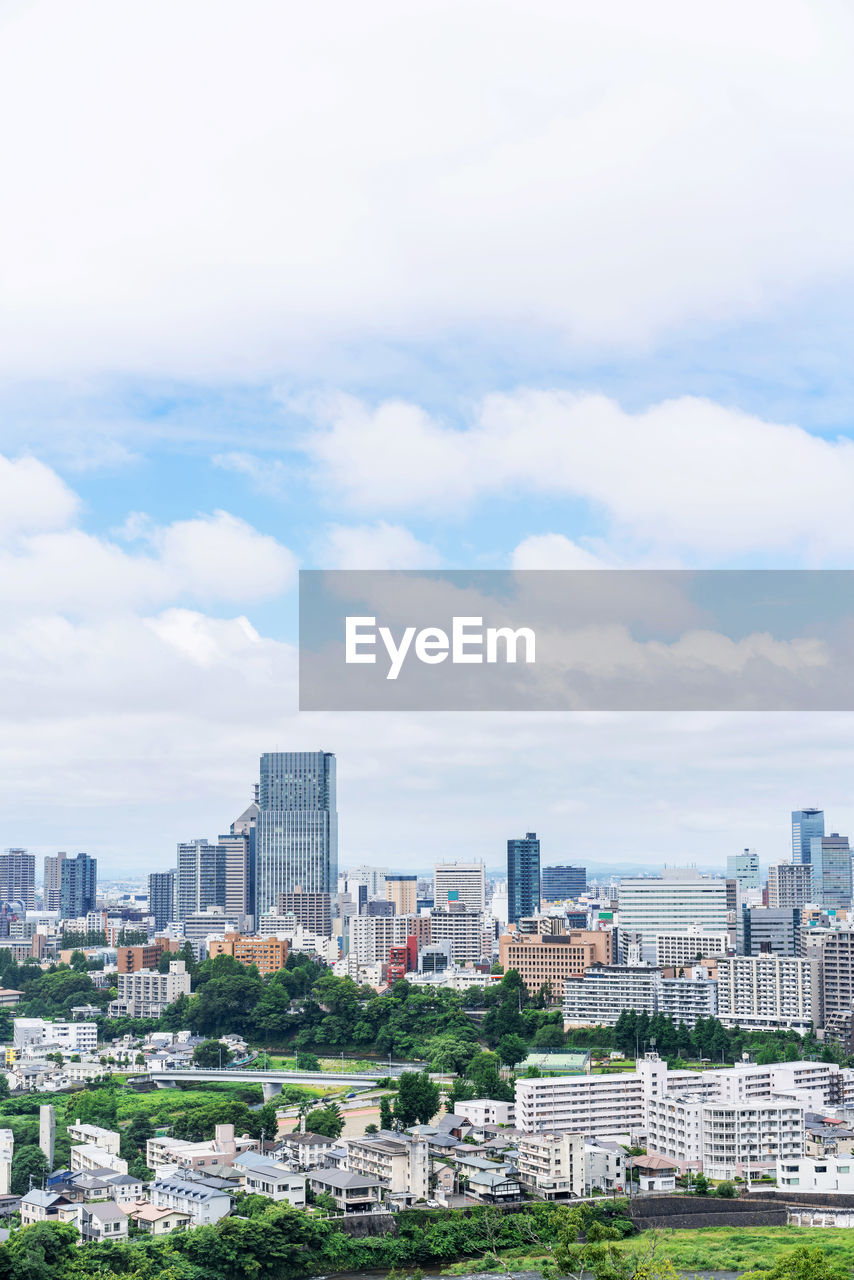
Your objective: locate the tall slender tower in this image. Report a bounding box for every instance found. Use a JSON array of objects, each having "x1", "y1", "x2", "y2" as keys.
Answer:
[
  {"x1": 59, "y1": 853, "x2": 97, "y2": 918},
  {"x1": 43, "y1": 852, "x2": 67, "y2": 911},
  {"x1": 0, "y1": 849, "x2": 35, "y2": 911},
  {"x1": 507, "y1": 832, "x2": 541, "y2": 925},
  {"x1": 255, "y1": 752, "x2": 337, "y2": 917}
]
